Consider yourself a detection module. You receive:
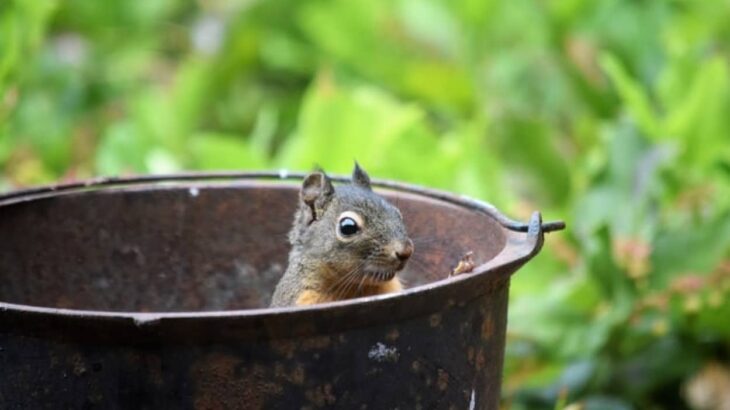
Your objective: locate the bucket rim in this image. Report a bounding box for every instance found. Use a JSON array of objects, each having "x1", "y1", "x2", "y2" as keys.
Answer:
[{"x1": 0, "y1": 171, "x2": 564, "y2": 335}]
